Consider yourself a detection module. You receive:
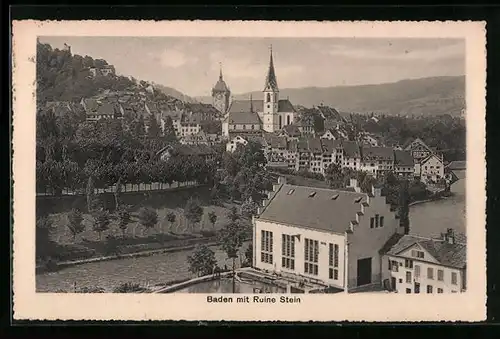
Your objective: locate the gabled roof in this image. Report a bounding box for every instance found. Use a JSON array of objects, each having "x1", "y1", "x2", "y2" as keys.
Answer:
[
  {"x1": 361, "y1": 146, "x2": 394, "y2": 161},
  {"x1": 259, "y1": 184, "x2": 369, "y2": 234},
  {"x1": 420, "y1": 153, "x2": 443, "y2": 165},
  {"x1": 95, "y1": 102, "x2": 116, "y2": 116},
  {"x1": 342, "y1": 141, "x2": 361, "y2": 158},
  {"x1": 380, "y1": 233, "x2": 466, "y2": 269},
  {"x1": 282, "y1": 124, "x2": 301, "y2": 137},
  {"x1": 228, "y1": 100, "x2": 264, "y2": 114},
  {"x1": 447, "y1": 161, "x2": 466, "y2": 170},
  {"x1": 263, "y1": 134, "x2": 287, "y2": 149},
  {"x1": 404, "y1": 137, "x2": 432, "y2": 152},
  {"x1": 227, "y1": 111, "x2": 262, "y2": 125},
  {"x1": 307, "y1": 137, "x2": 323, "y2": 154},
  {"x1": 394, "y1": 150, "x2": 414, "y2": 167},
  {"x1": 278, "y1": 99, "x2": 295, "y2": 113}
]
